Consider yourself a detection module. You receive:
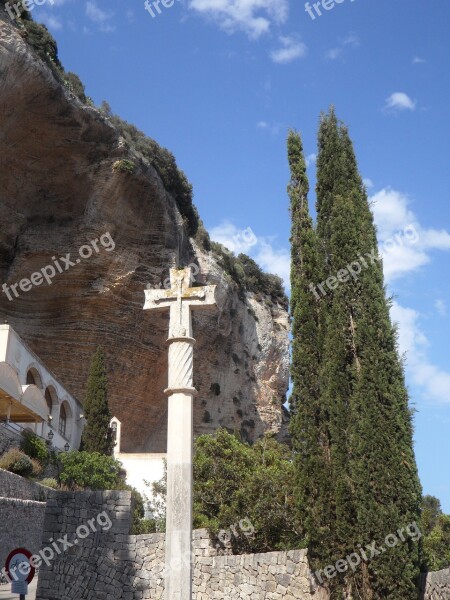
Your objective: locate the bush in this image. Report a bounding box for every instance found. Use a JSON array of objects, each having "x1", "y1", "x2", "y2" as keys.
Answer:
[
  {"x1": 0, "y1": 448, "x2": 33, "y2": 477},
  {"x1": 30, "y1": 458, "x2": 43, "y2": 477},
  {"x1": 21, "y1": 430, "x2": 49, "y2": 464},
  {"x1": 112, "y1": 159, "x2": 136, "y2": 175},
  {"x1": 63, "y1": 72, "x2": 87, "y2": 103},
  {"x1": 39, "y1": 477, "x2": 59, "y2": 489},
  {"x1": 146, "y1": 432, "x2": 302, "y2": 553},
  {"x1": 21, "y1": 18, "x2": 62, "y2": 71},
  {"x1": 59, "y1": 451, "x2": 122, "y2": 490},
  {"x1": 210, "y1": 243, "x2": 288, "y2": 308}
]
